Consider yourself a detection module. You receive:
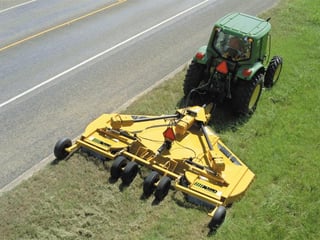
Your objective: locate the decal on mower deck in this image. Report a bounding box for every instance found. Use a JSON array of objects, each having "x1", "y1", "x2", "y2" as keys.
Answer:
[
  {"x1": 194, "y1": 181, "x2": 222, "y2": 197},
  {"x1": 89, "y1": 137, "x2": 112, "y2": 146}
]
